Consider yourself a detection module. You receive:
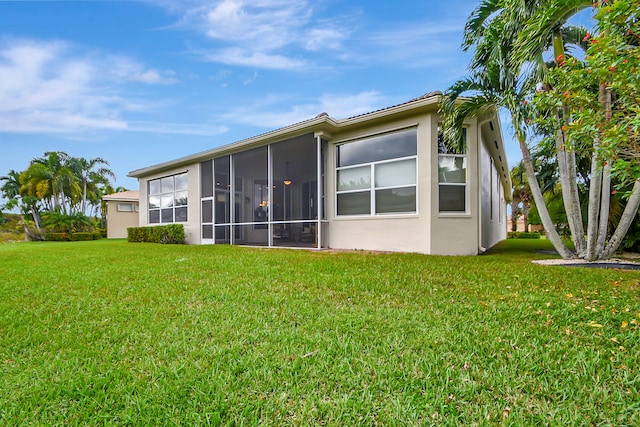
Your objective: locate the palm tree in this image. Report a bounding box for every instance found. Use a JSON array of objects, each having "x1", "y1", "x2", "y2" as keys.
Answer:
[
  {"x1": 440, "y1": 50, "x2": 574, "y2": 258},
  {"x1": 67, "y1": 156, "x2": 115, "y2": 216},
  {"x1": 1, "y1": 169, "x2": 43, "y2": 235},
  {"x1": 511, "y1": 161, "x2": 532, "y2": 232},
  {"x1": 441, "y1": 0, "x2": 640, "y2": 260},
  {"x1": 0, "y1": 170, "x2": 21, "y2": 201},
  {"x1": 25, "y1": 151, "x2": 81, "y2": 213},
  {"x1": 518, "y1": 0, "x2": 640, "y2": 260}
]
